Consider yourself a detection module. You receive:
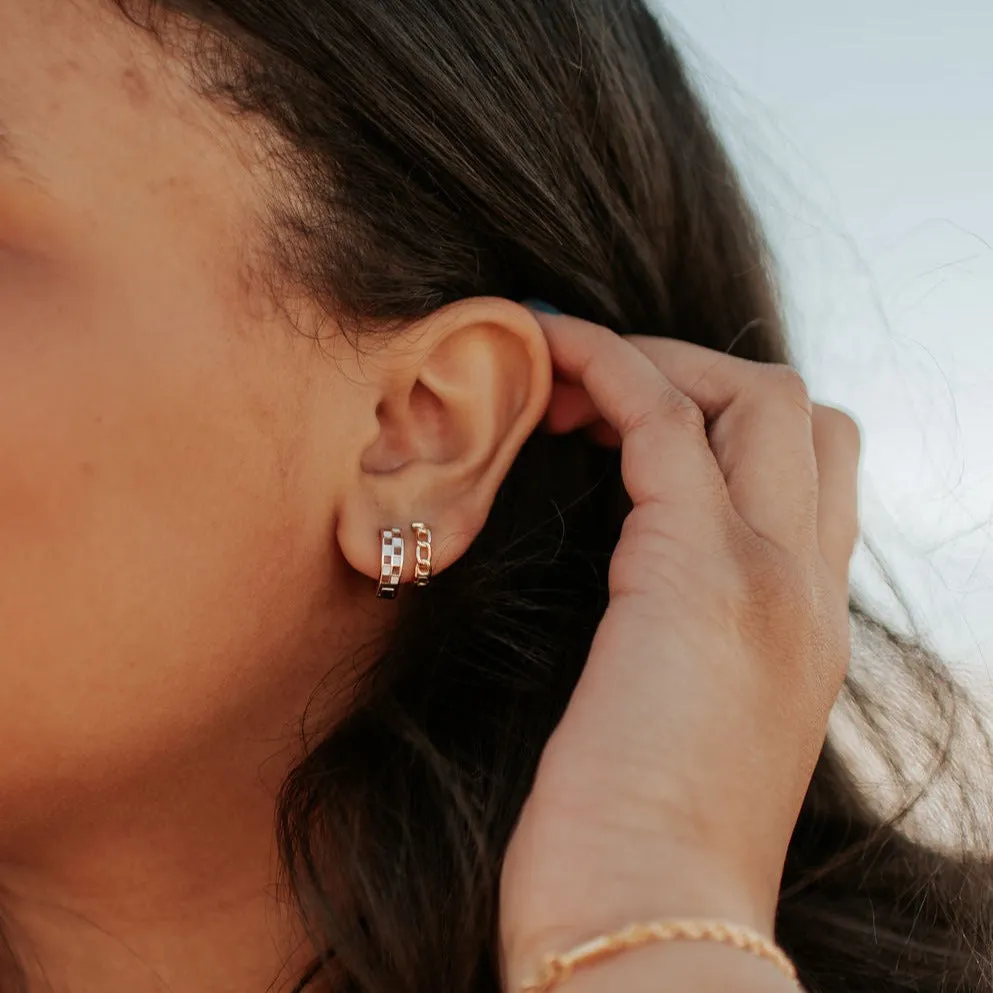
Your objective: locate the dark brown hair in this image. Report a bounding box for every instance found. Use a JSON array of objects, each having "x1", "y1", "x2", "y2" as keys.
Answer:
[{"x1": 34, "y1": 1, "x2": 993, "y2": 990}]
